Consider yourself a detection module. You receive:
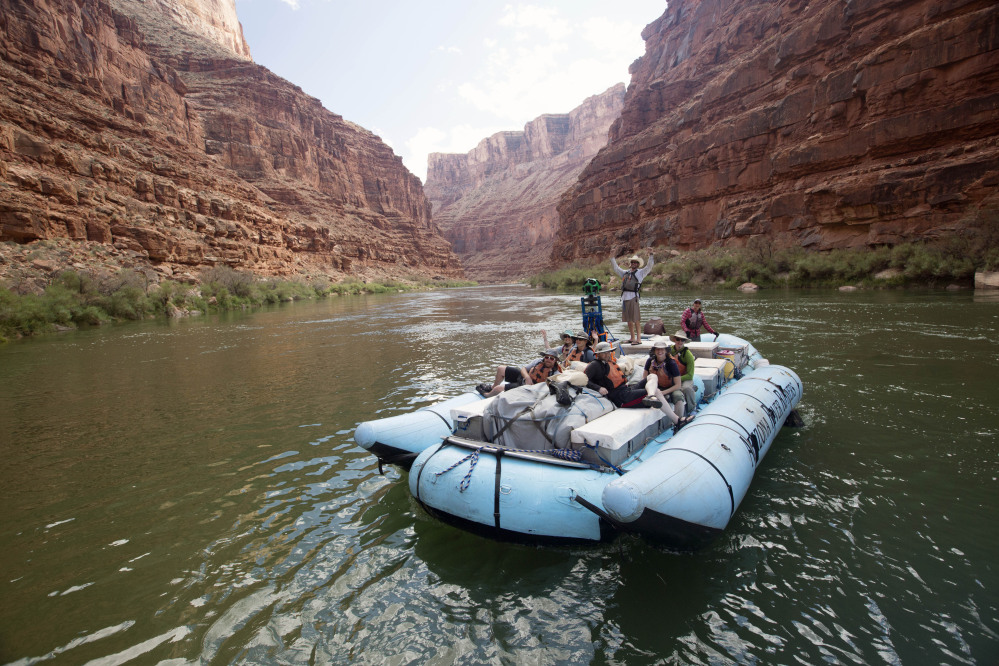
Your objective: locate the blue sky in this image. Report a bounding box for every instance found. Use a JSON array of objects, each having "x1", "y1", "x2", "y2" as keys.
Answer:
[{"x1": 234, "y1": 1, "x2": 667, "y2": 182}]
